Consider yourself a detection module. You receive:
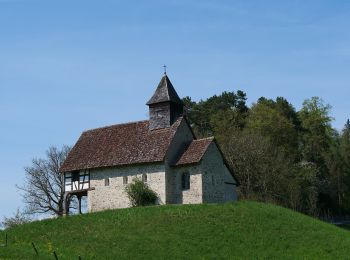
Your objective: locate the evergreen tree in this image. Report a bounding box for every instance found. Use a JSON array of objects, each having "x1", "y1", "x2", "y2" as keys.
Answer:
[{"x1": 183, "y1": 91, "x2": 248, "y2": 138}]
